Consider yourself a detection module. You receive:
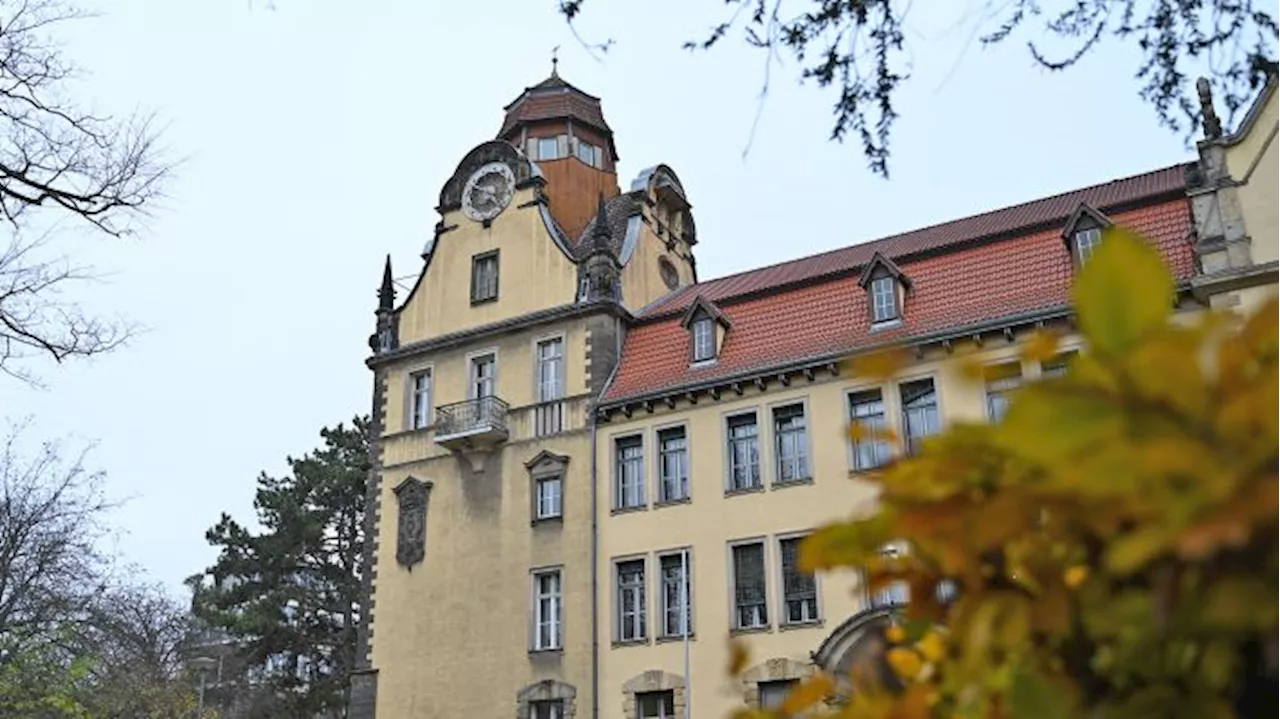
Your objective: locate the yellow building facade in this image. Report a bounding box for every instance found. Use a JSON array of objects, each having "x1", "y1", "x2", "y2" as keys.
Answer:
[{"x1": 349, "y1": 72, "x2": 1277, "y2": 719}]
